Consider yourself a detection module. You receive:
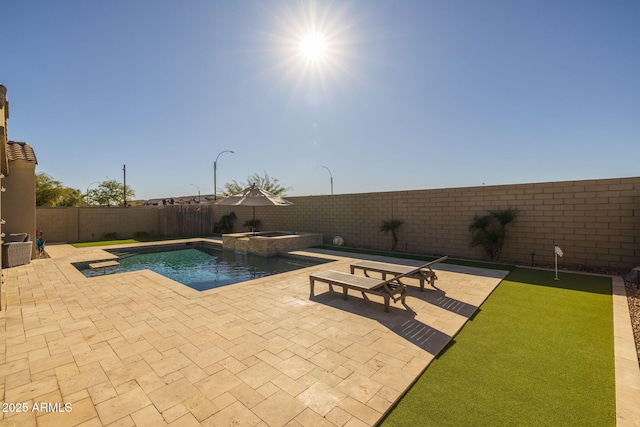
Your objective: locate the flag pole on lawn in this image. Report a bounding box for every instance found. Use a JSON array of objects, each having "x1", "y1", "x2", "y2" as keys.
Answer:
[{"x1": 554, "y1": 243, "x2": 563, "y2": 280}]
